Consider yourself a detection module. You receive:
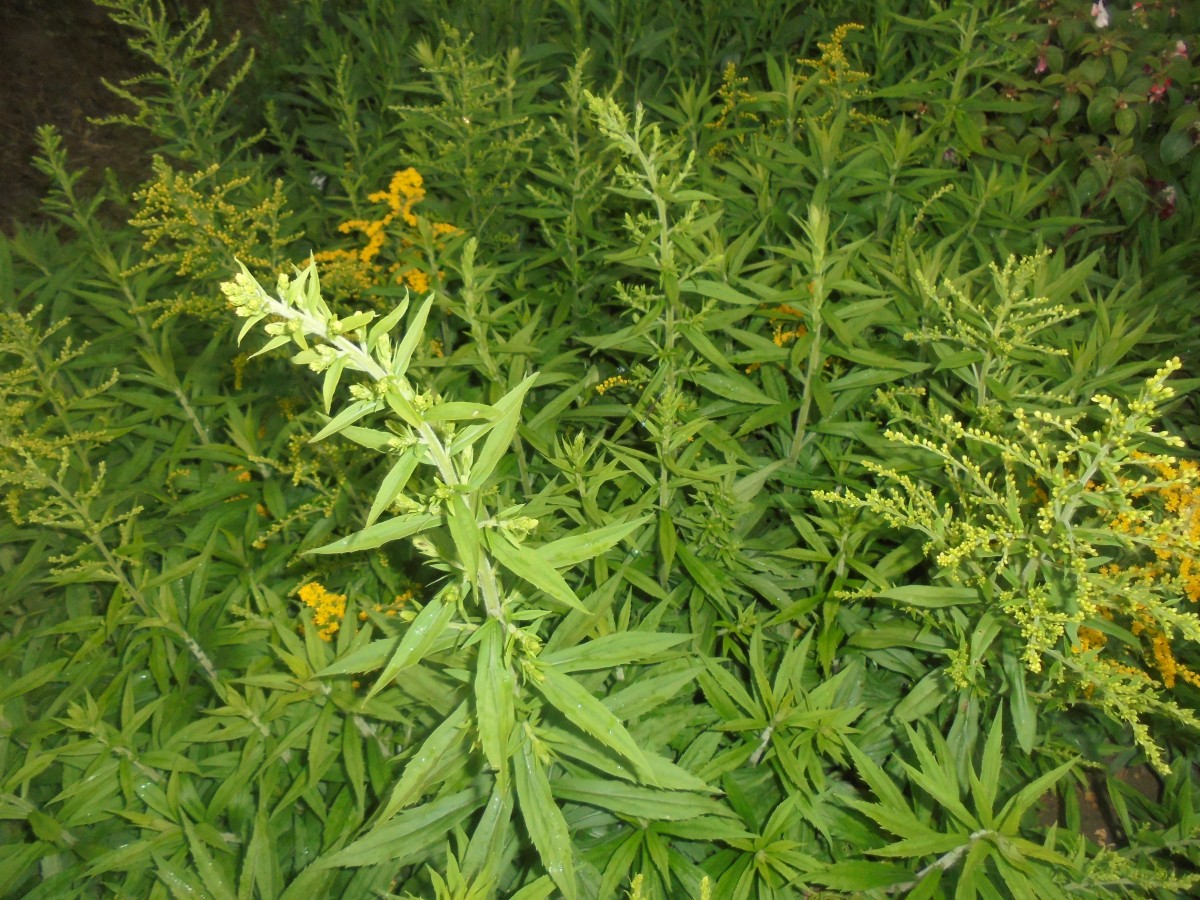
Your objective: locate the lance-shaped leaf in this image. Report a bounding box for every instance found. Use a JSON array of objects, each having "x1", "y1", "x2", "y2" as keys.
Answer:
[
  {"x1": 183, "y1": 819, "x2": 235, "y2": 900},
  {"x1": 424, "y1": 401, "x2": 497, "y2": 422},
  {"x1": 305, "y1": 512, "x2": 437, "y2": 556},
  {"x1": 321, "y1": 355, "x2": 347, "y2": 413},
  {"x1": 551, "y1": 777, "x2": 736, "y2": 822},
  {"x1": 248, "y1": 333, "x2": 291, "y2": 359},
  {"x1": 366, "y1": 293, "x2": 409, "y2": 352},
  {"x1": 534, "y1": 517, "x2": 649, "y2": 570},
  {"x1": 462, "y1": 784, "x2": 516, "y2": 887},
  {"x1": 678, "y1": 322, "x2": 735, "y2": 372},
  {"x1": 468, "y1": 373, "x2": 539, "y2": 489},
  {"x1": 446, "y1": 494, "x2": 481, "y2": 586},
  {"x1": 368, "y1": 592, "x2": 457, "y2": 699},
  {"x1": 390, "y1": 293, "x2": 434, "y2": 379},
  {"x1": 303, "y1": 789, "x2": 481, "y2": 871},
  {"x1": 533, "y1": 664, "x2": 654, "y2": 783},
  {"x1": 374, "y1": 702, "x2": 469, "y2": 823},
  {"x1": 538, "y1": 631, "x2": 690, "y2": 673},
  {"x1": 875, "y1": 585, "x2": 979, "y2": 608},
  {"x1": 515, "y1": 735, "x2": 576, "y2": 900},
  {"x1": 365, "y1": 446, "x2": 421, "y2": 527},
  {"x1": 487, "y1": 532, "x2": 586, "y2": 612},
  {"x1": 691, "y1": 370, "x2": 776, "y2": 405},
  {"x1": 475, "y1": 620, "x2": 516, "y2": 786},
  {"x1": 310, "y1": 399, "x2": 382, "y2": 444}
]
